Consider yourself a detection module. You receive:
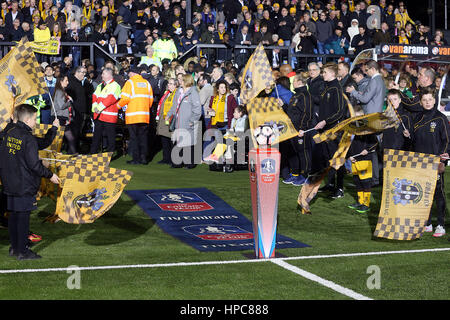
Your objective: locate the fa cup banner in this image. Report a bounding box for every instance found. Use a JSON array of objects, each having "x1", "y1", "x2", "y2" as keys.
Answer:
[{"x1": 374, "y1": 149, "x2": 440, "y2": 240}]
